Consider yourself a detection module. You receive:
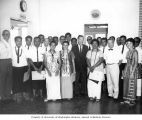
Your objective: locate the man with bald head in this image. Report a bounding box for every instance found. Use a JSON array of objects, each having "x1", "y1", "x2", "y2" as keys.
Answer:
[{"x1": 0, "y1": 30, "x2": 12, "y2": 102}]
